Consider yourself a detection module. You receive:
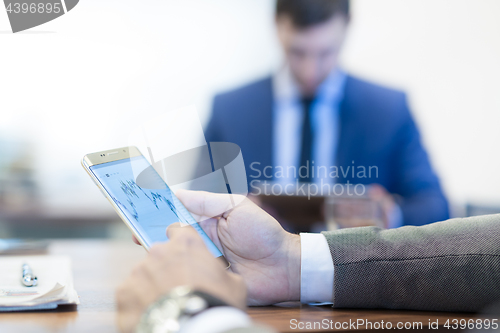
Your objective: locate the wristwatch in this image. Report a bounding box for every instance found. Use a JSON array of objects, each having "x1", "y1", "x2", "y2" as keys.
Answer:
[{"x1": 136, "y1": 286, "x2": 229, "y2": 333}]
